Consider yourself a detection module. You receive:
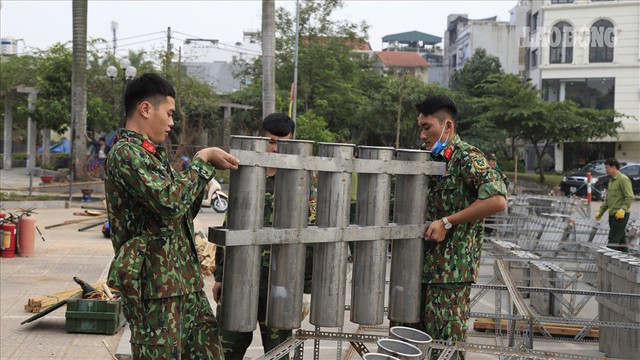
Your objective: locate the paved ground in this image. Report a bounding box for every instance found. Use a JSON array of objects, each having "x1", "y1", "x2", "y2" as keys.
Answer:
[{"x1": 2, "y1": 167, "x2": 637, "y2": 359}]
